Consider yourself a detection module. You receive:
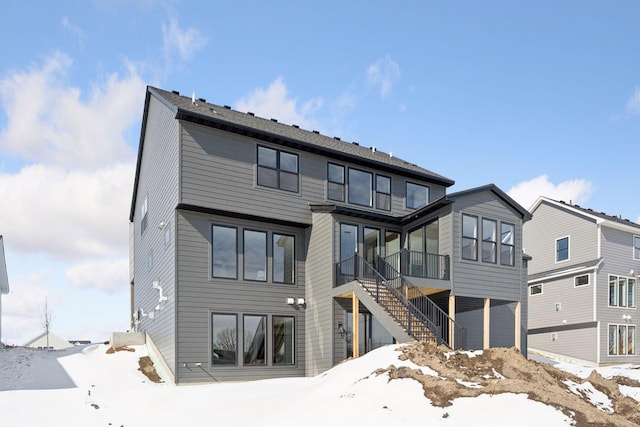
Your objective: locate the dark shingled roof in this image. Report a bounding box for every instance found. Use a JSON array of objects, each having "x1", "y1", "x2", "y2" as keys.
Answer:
[
  {"x1": 148, "y1": 86, "x2": 455, "y2": 186},
  {"x1": 551, "y1": 199, "x2": 640, "y2": 231}
]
